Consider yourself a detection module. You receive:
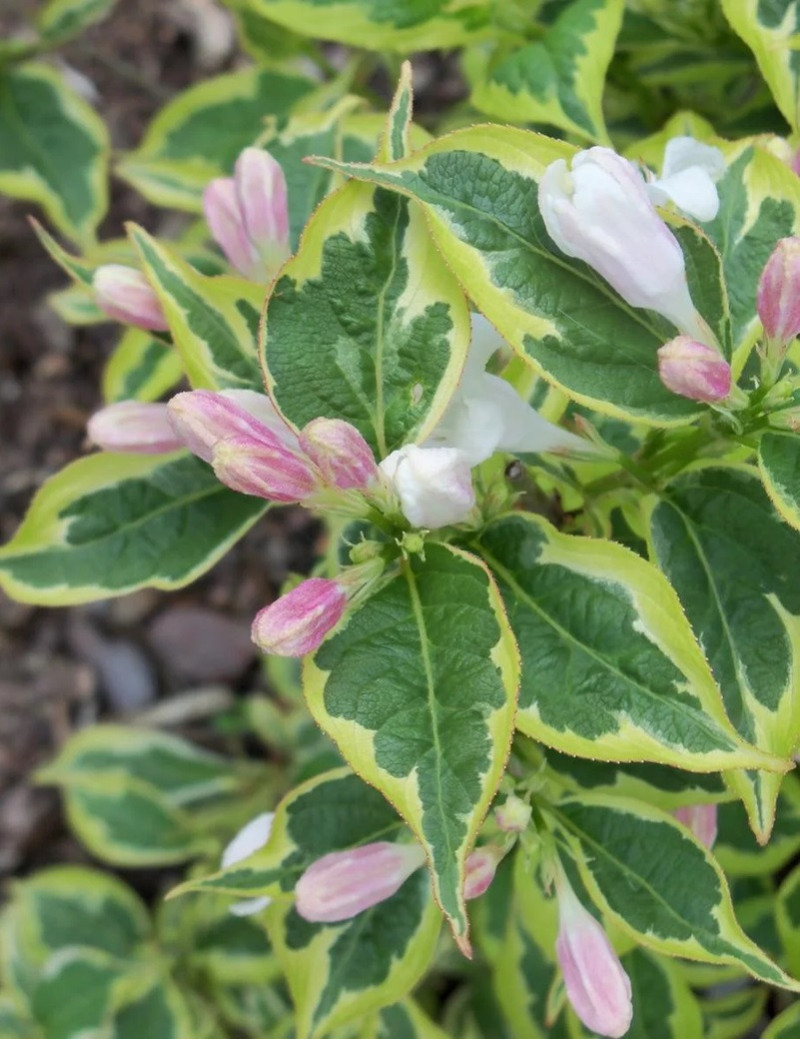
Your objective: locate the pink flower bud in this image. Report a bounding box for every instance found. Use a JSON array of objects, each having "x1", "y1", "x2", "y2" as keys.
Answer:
[
  {"x1": 299, "y1": 418, "x2": 379, "y2": 491},
  {"x1": 203, "y1": 147, "x2": 290, "y2": 281},
  {"x1": 251, "y1": 578, "x2": 347, "y2": 656},
  {"x1": 464, "y1": 846, "x2": 503, "y2": 901},
  {"x1": 673, "y1": 803, "x2": 717, "y2": 849},
  {"x1": 379, "y1": 445, "x2": 475, "y2": 529},
  {"x1": 87, "y1": 401, "x2": 185, "y2": 454},
  {"x1": 757, "y1": 237, "x2": 800, "y2": 345},
  {"x1": 657, "y1": 336, "x2": 732, "y2": 402},
  {"x1": 167, "y1": 389, "x2": 298, "y2": 464},
  {"x1": 495, "y1": 794, "x2": 532, "y2": 834},
  {"x1": 213, "y1": 436, "x2": 319, "y2": 502},
  {"x1": 93, "y1": 265, "x2": 169, "y2": 331},
  {"x1": 556, "y1": 876, "x2": 632, "y2": 1039},
  {"x1": 295, "y1": 841, "x2": 427, "y2": 923}
]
